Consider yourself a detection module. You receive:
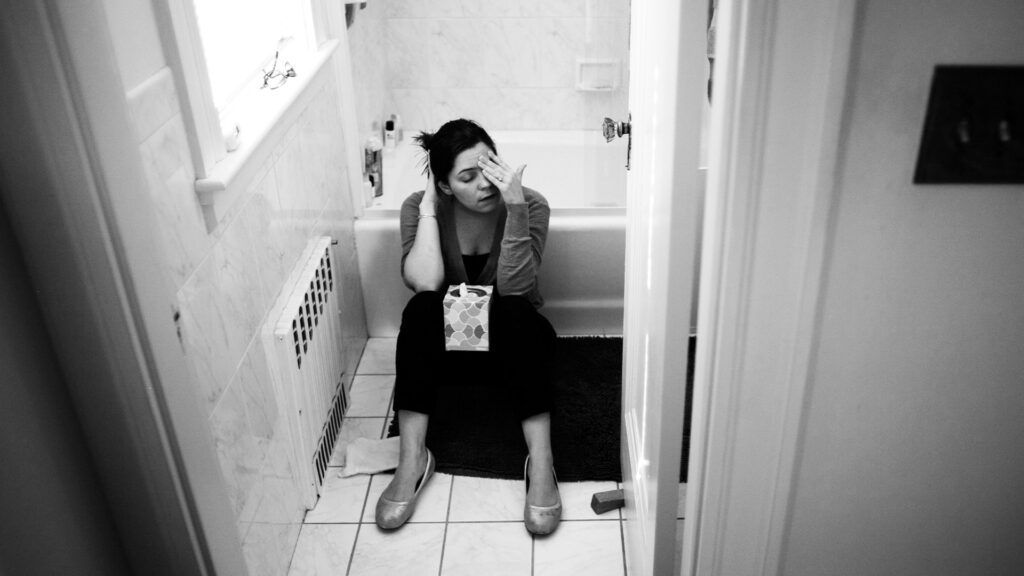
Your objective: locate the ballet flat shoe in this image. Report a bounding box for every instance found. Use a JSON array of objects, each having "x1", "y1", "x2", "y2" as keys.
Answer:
[
  {"x1": 524, "y1": 455, "x2": 562, "y2": 535},
  {"x1": 375, "y1": 449, "x2": 435, "y2": 530}
]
